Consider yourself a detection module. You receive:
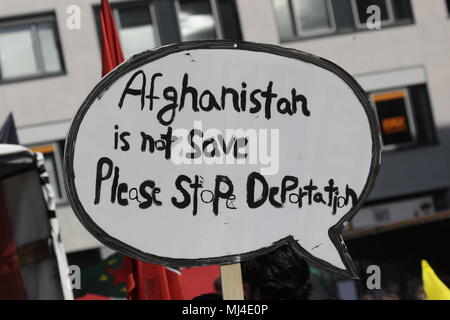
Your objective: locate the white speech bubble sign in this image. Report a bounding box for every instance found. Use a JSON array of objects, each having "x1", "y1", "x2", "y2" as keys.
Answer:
[{"x1": 64, "y1": 41, "x2": 381, "y2": 278}]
